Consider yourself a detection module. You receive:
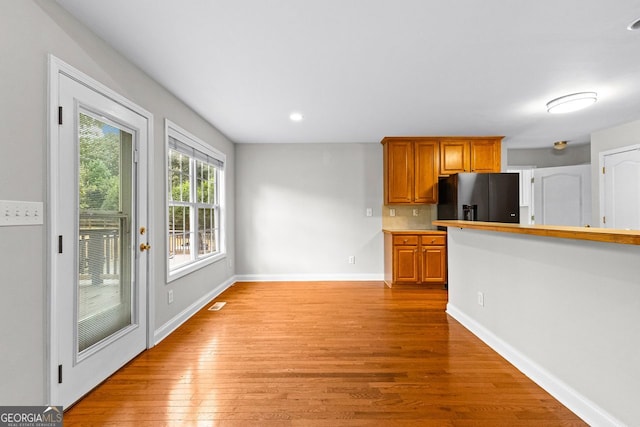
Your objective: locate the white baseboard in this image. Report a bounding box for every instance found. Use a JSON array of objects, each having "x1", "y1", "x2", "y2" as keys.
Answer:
[
  {"x1": 154, "y1": 275, "x2": 236, "y2": 345},
  {"x1": 446, "y1": 303, "x2": 623, "y2": 427},
  {"x1": 234, "y1": 273, "x2": 384, "y2": 282}
]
